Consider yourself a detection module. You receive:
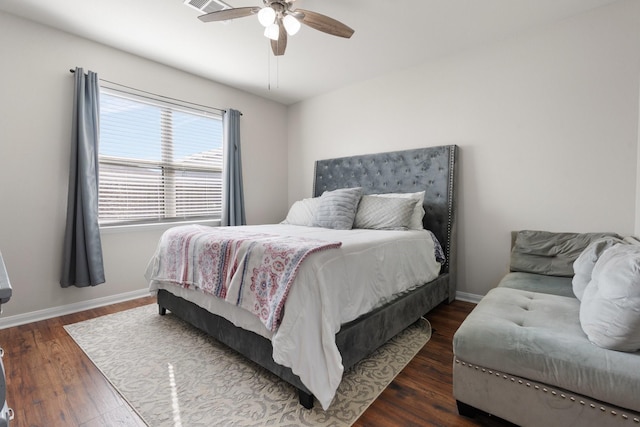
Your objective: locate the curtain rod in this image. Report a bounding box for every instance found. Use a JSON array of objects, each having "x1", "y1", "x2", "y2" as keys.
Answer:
[{"x1": 69, "y1": 68, "x2": 241, "y2": 116}]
